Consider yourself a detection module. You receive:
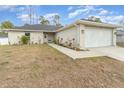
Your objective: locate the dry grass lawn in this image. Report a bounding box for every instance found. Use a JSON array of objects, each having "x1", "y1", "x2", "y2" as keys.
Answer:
[{"x1": 0, "y1": 44, "x2": 124, "y2": 88}]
